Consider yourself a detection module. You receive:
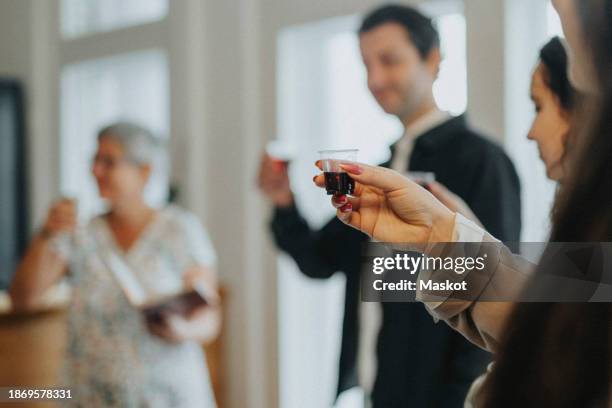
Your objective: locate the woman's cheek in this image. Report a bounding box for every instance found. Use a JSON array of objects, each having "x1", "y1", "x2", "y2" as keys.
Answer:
[{"x1": 105, "y1": 171, "x2": 126, "y2": 196}]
